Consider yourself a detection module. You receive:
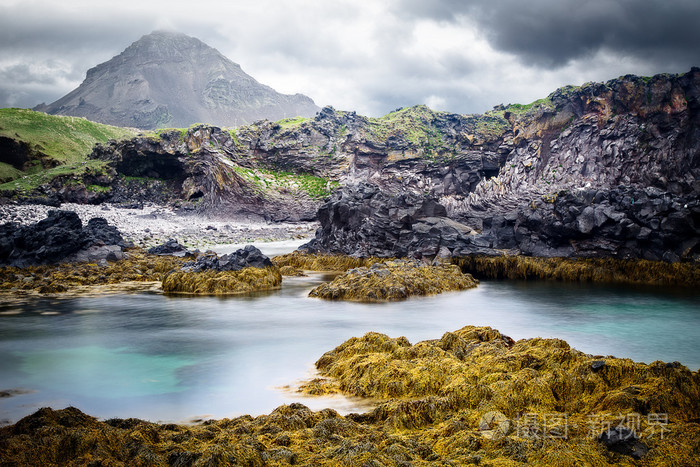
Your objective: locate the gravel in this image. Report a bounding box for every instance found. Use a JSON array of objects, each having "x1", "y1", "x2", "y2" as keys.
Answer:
[{"x1": 0, "y1": 202, "x2": 318, "y2": 250}]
